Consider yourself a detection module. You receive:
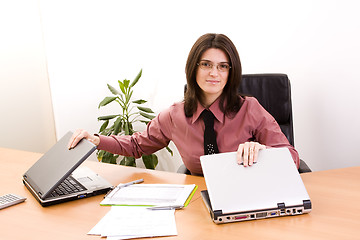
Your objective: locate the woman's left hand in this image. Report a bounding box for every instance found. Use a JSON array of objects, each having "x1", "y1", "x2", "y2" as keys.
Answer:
[{"x1": 237, "y1": 142, "x2": 266, "y2": 167}]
